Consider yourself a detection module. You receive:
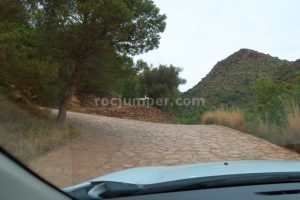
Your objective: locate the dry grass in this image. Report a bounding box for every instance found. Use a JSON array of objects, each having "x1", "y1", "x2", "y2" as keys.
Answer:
[
  {"x1": 246, "y1": 119, "x2": 282, "y2": 145},
  {"x1": 202, "y1": 108, "x2": 245, "y2": 130},
  {"x1": 282, "y1": 99, "x2": 300, "y2": 135},
  {"x1": 277, "y1": 99, "x2": 300, "y2": 149},
  {"x1": 244, "y1": 98, "x2": 300, "y2": 151},
  {"x1": 257, "y1": 117, "x2": 270, "y2": 135},
  {"x1": 0, "y1": 94, "x2": 78, "y2": 163}
]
